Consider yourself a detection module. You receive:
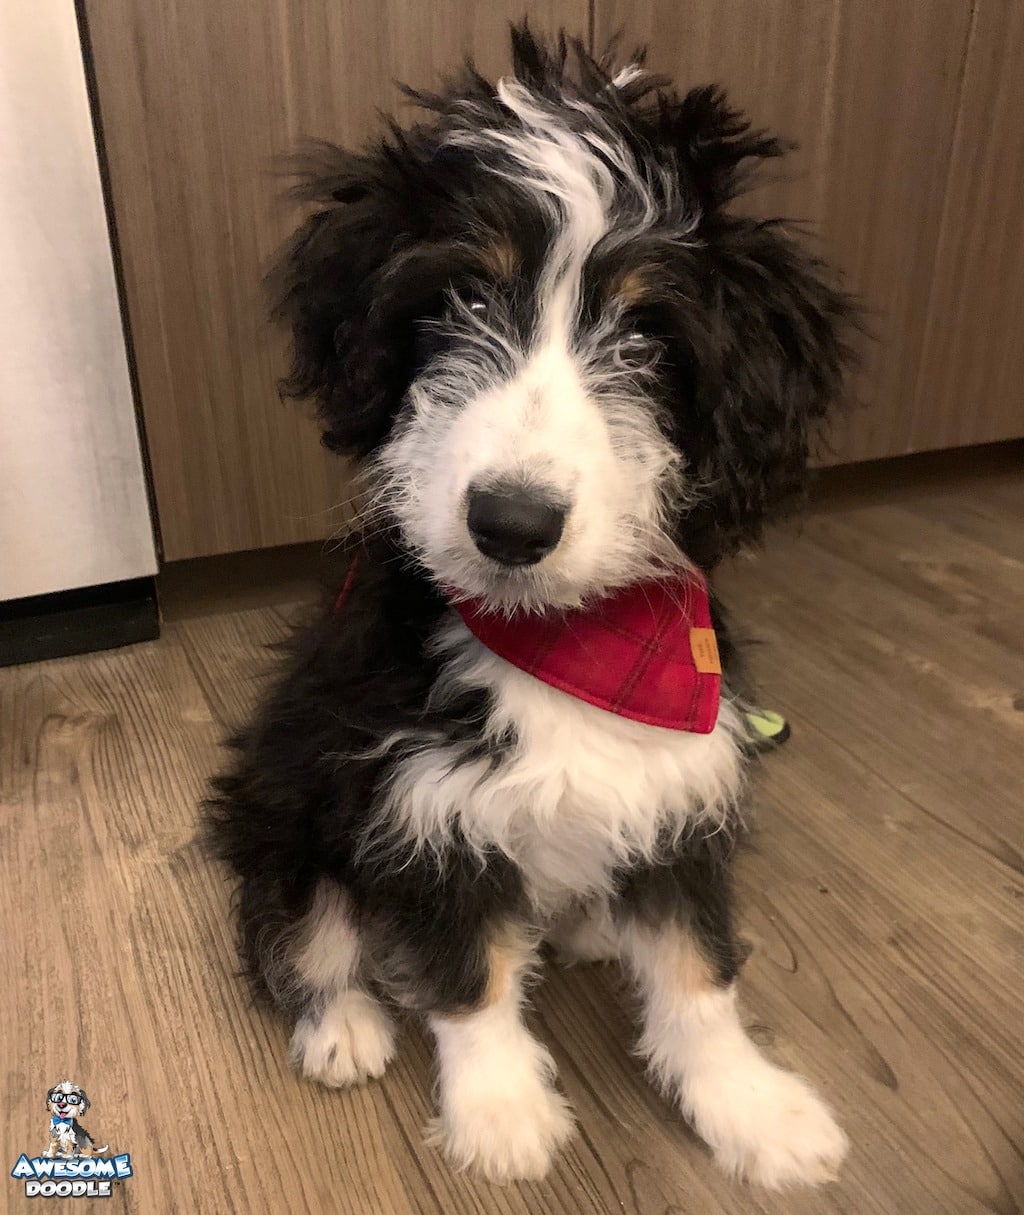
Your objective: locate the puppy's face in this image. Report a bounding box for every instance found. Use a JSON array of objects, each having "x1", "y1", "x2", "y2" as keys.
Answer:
[
  {"x1": 47, "y1": 1084, "x2": 87, "y2": 1119},
  {"x1": 273, "y1": 32, "x2": 853, "y2": 610},
  {"x1": 372, "y1": 85, "x2": 689, "y2": 613}
]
